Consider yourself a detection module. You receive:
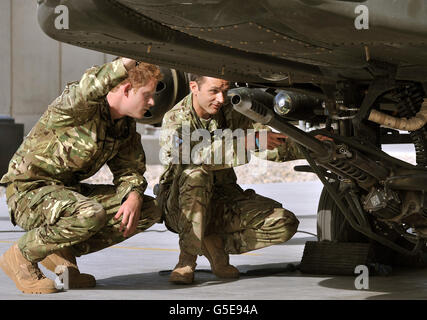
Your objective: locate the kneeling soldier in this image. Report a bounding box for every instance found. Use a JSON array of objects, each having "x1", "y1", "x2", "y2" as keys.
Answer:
[
  {"x1": 157, "y1": 75, "x2": 305, "y2": 284},
  {"x1": 0, "y1": 57, "x2": 163, "y2": 293}
]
